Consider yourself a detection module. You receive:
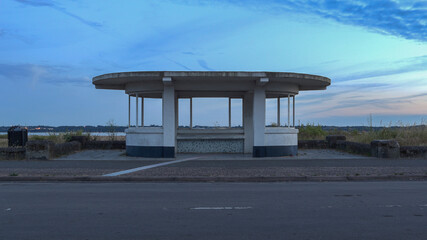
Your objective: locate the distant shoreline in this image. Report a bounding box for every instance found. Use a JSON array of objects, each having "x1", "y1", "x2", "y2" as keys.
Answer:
[
  {"x1": 0, "y1": 132, "x2": 126, "y2": 136},
  {"x1": 1, "y1": 125, "x2": 425, "y2": 134}
]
